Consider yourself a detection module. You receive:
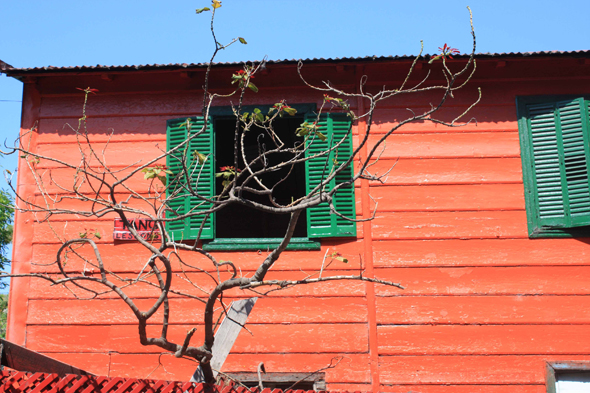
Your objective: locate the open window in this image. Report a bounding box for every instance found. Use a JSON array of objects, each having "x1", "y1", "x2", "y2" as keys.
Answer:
[
  {"x1": 517, "y1": 96, "x2": 590, "y2": 237},
  {"x1": 214, "y1": 115, "x2": 308, "y2": 239},
  {"x1": 165, "y1": 105, "x2": 356, "y2": 250}
]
